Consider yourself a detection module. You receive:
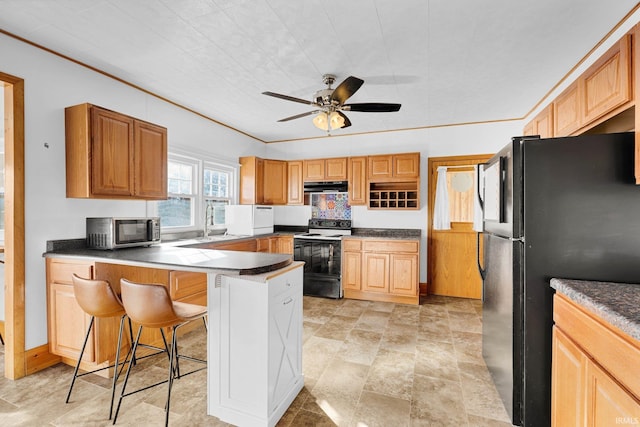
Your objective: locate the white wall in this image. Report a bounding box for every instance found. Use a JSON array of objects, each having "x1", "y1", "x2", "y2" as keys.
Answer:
[
  {"x1": 266, "y1": 121, "x2": 524, "y2": 284},
  {"x1": 1, "y1": 33, "x2": 264, "y2": 348}
]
